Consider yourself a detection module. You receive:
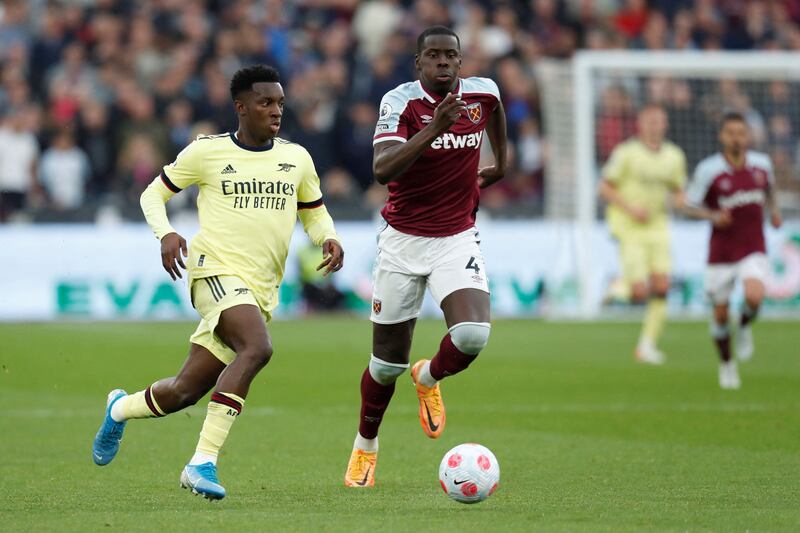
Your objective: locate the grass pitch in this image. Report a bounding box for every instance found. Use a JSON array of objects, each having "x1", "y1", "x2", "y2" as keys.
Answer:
[{"x1": 1, "y1": 318, "x2": 798, "y2": 532}]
